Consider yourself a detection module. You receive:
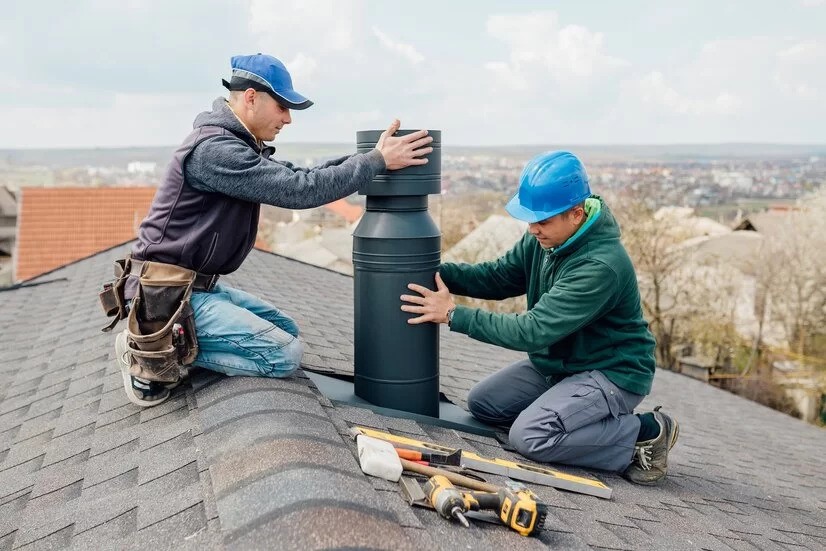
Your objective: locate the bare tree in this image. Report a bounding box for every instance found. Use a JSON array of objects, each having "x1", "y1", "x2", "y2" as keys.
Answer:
[
  {"x1": 765, "y1": 190, "x2": 826, "y2": 358},
  {"x1": 615, "y1": 198, "x2": 696, "y2": 368}
]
